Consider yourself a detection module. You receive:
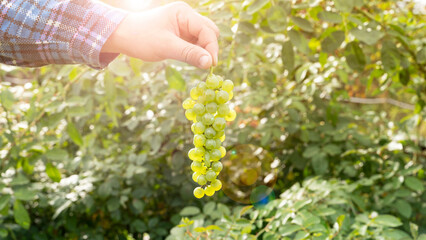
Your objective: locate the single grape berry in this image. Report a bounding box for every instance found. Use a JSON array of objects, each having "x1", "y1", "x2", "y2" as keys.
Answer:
[
  {"x1": 216, "y1": 90, "x2": 229, "y2": 104},
  {"x1": 212, "y1": 117, "x2": 226, "y2": 131},
  {"x1": 215, "y1": 130, "x2": 225, "y2": 138},
  {"x1": 194, "y1": 147, "x2": 205, "y2": 156},
  {"x1": 204, "y1": 127, "x2": 216, "y2": 139},
  {"x1": 219, "y1": 146, "x2": 226, "y2": 157},
  {"x1": 210, "y1": 149, "x2": 221, "y2": 161},
  {"x1": 211, "y1": 161, "x2": 223, "y2": 172},
  {"x1": 188, "y1": 148, "x2": 201, "y2": 161},
  {"x1": 193, "y1": 122, "x2": 205, "y2": 134},
  {"x1": 204, "y1": 89, "x2": 216, "y2": 103},
  {"x1": 215, "y1": 139, "x2": 221, "y2": 149},
  {"x1": 211, "y1": 179, "x2": 222, "y2": 191},
  {"x1": 204, "y1": 151, "x2": 211, "y2": 167},
  {"x1": 191, "y1": 161, "x2": 203, "y2": 172},
  {"x1": 197, "y1": 82, "x2": 207, "y2": 92},
  {"x1": 185, "y1": 109, "x2": 196, "y2": 121},
  {"x1": 218, "y1": 104, "x2": 230, "y2": 117},
  {"x1": 192, "y1": 172, "x2": 201, "y2": 182},
  {"x1": 206, "y1": 102, "x2": 218, "y2": 114},
  {"x1": 205, "y1": 139, "x2": 216, "y2": 150},
  {"x1": 220, "y1": 134, "x2": 226, "y2": 142},
  {"x1": 193, "y1": 103, "x2": 205, "y2": 116},
  {"x1": 206, "y1": 75, "x2": 220, "y2": 89},
  {"x1": 193, "y1": 134, "x2": 206, "y2": 148},
  {"x1": 204, "y1": 185, "x2": 215, "y2": 196},
  {"x1": 197, "y1": 175, "x2": 207, "y2": 185},
  {"x1": 205, "y1": 170, "x2": 217, "y2": 181},
  {"x1": 225, "y1": 109, "x2": 236, "y2": 121},
  {"x1": 182, "y1": 98, "x2": 196, "y2": 110},
  {"x1": 193, "y1": 187, "x2": 204, "y2": 198},
  {"x1": 190, "y1": 87, "x2": 200, "y2": 100},
  {"x1": 222, "y1": 80, "x2": 234, "y2": 93},
  {"x1": 202, "y1": 113, "x2": 215, "y2": 125}
]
